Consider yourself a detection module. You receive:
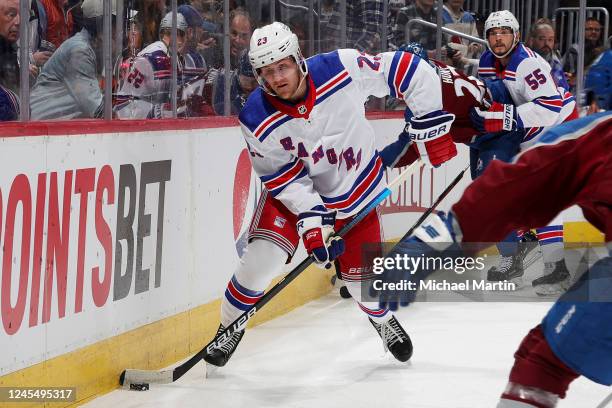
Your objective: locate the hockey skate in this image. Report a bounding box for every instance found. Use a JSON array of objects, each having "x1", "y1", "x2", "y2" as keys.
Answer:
[
  {"x1": 486, "y1": 254, "x2": 525, "y2": 287},
  {"x1": 369, "y1": 316, "x2": 413, "y2": 362},
  {"x1": 518, "y1": 231, "x2": 542, "y2": 269},
  {"x1": 532, "y1": 259, "x2": 571, "y2": 296},
  {"x1": 203, "y1": 324, "x2": 245, "y2": 367}
]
